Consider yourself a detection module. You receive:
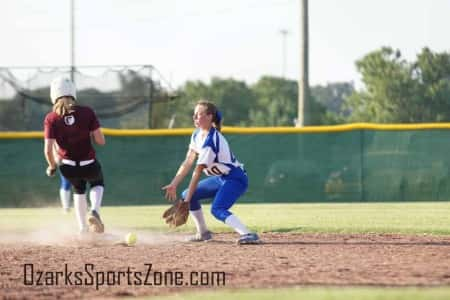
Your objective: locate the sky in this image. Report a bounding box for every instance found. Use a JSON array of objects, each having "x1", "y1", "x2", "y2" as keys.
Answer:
[{"x1": 1, "y1": 0, "x2": 449, "y2": 89}]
